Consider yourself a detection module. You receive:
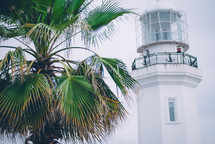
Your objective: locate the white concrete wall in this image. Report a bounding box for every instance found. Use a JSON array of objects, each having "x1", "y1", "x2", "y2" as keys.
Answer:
[
  {"x1": 132, "y1": 64, "x2": 202, "y2": 144},
  {"x1": 137, "y1": 86, "x2": 162, "y2": 144},
  {"x1": 182, "y1": 86, "x2": 201, "y2": 144}
]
